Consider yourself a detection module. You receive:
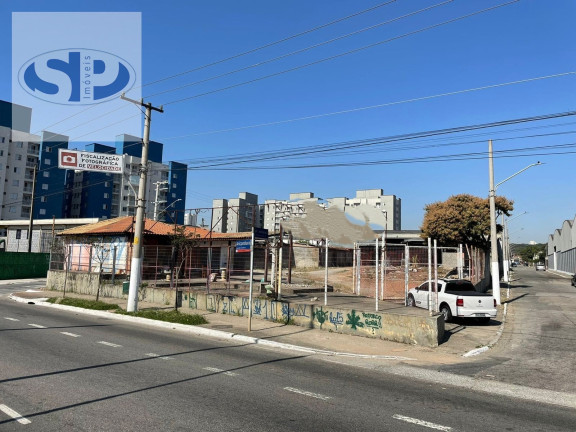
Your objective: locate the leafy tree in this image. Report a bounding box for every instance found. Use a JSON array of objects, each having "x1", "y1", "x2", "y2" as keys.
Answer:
[
  {"x1": 421, "y1": 194, "x2": 514, "y2": 250},
  {"x1": 517, "y1": 244, "x2": 546, "y2": 264},
  {"x1": 169, "y1": 226, "x2": 200, "y2": 297}
]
